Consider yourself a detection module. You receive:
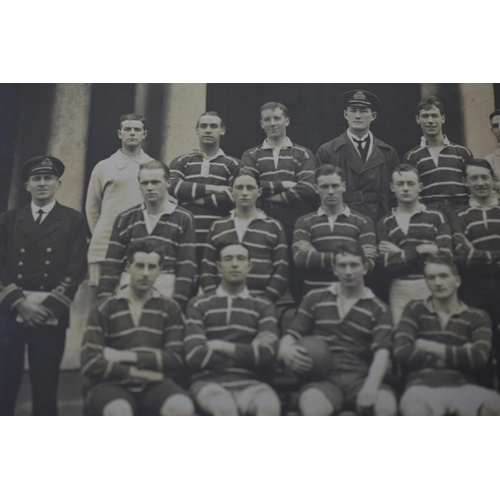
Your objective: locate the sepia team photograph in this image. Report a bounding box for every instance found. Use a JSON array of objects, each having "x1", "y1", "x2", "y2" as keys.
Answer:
[{"x1": 1, "y1": 83, "x2": 499, "y2": 418}]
